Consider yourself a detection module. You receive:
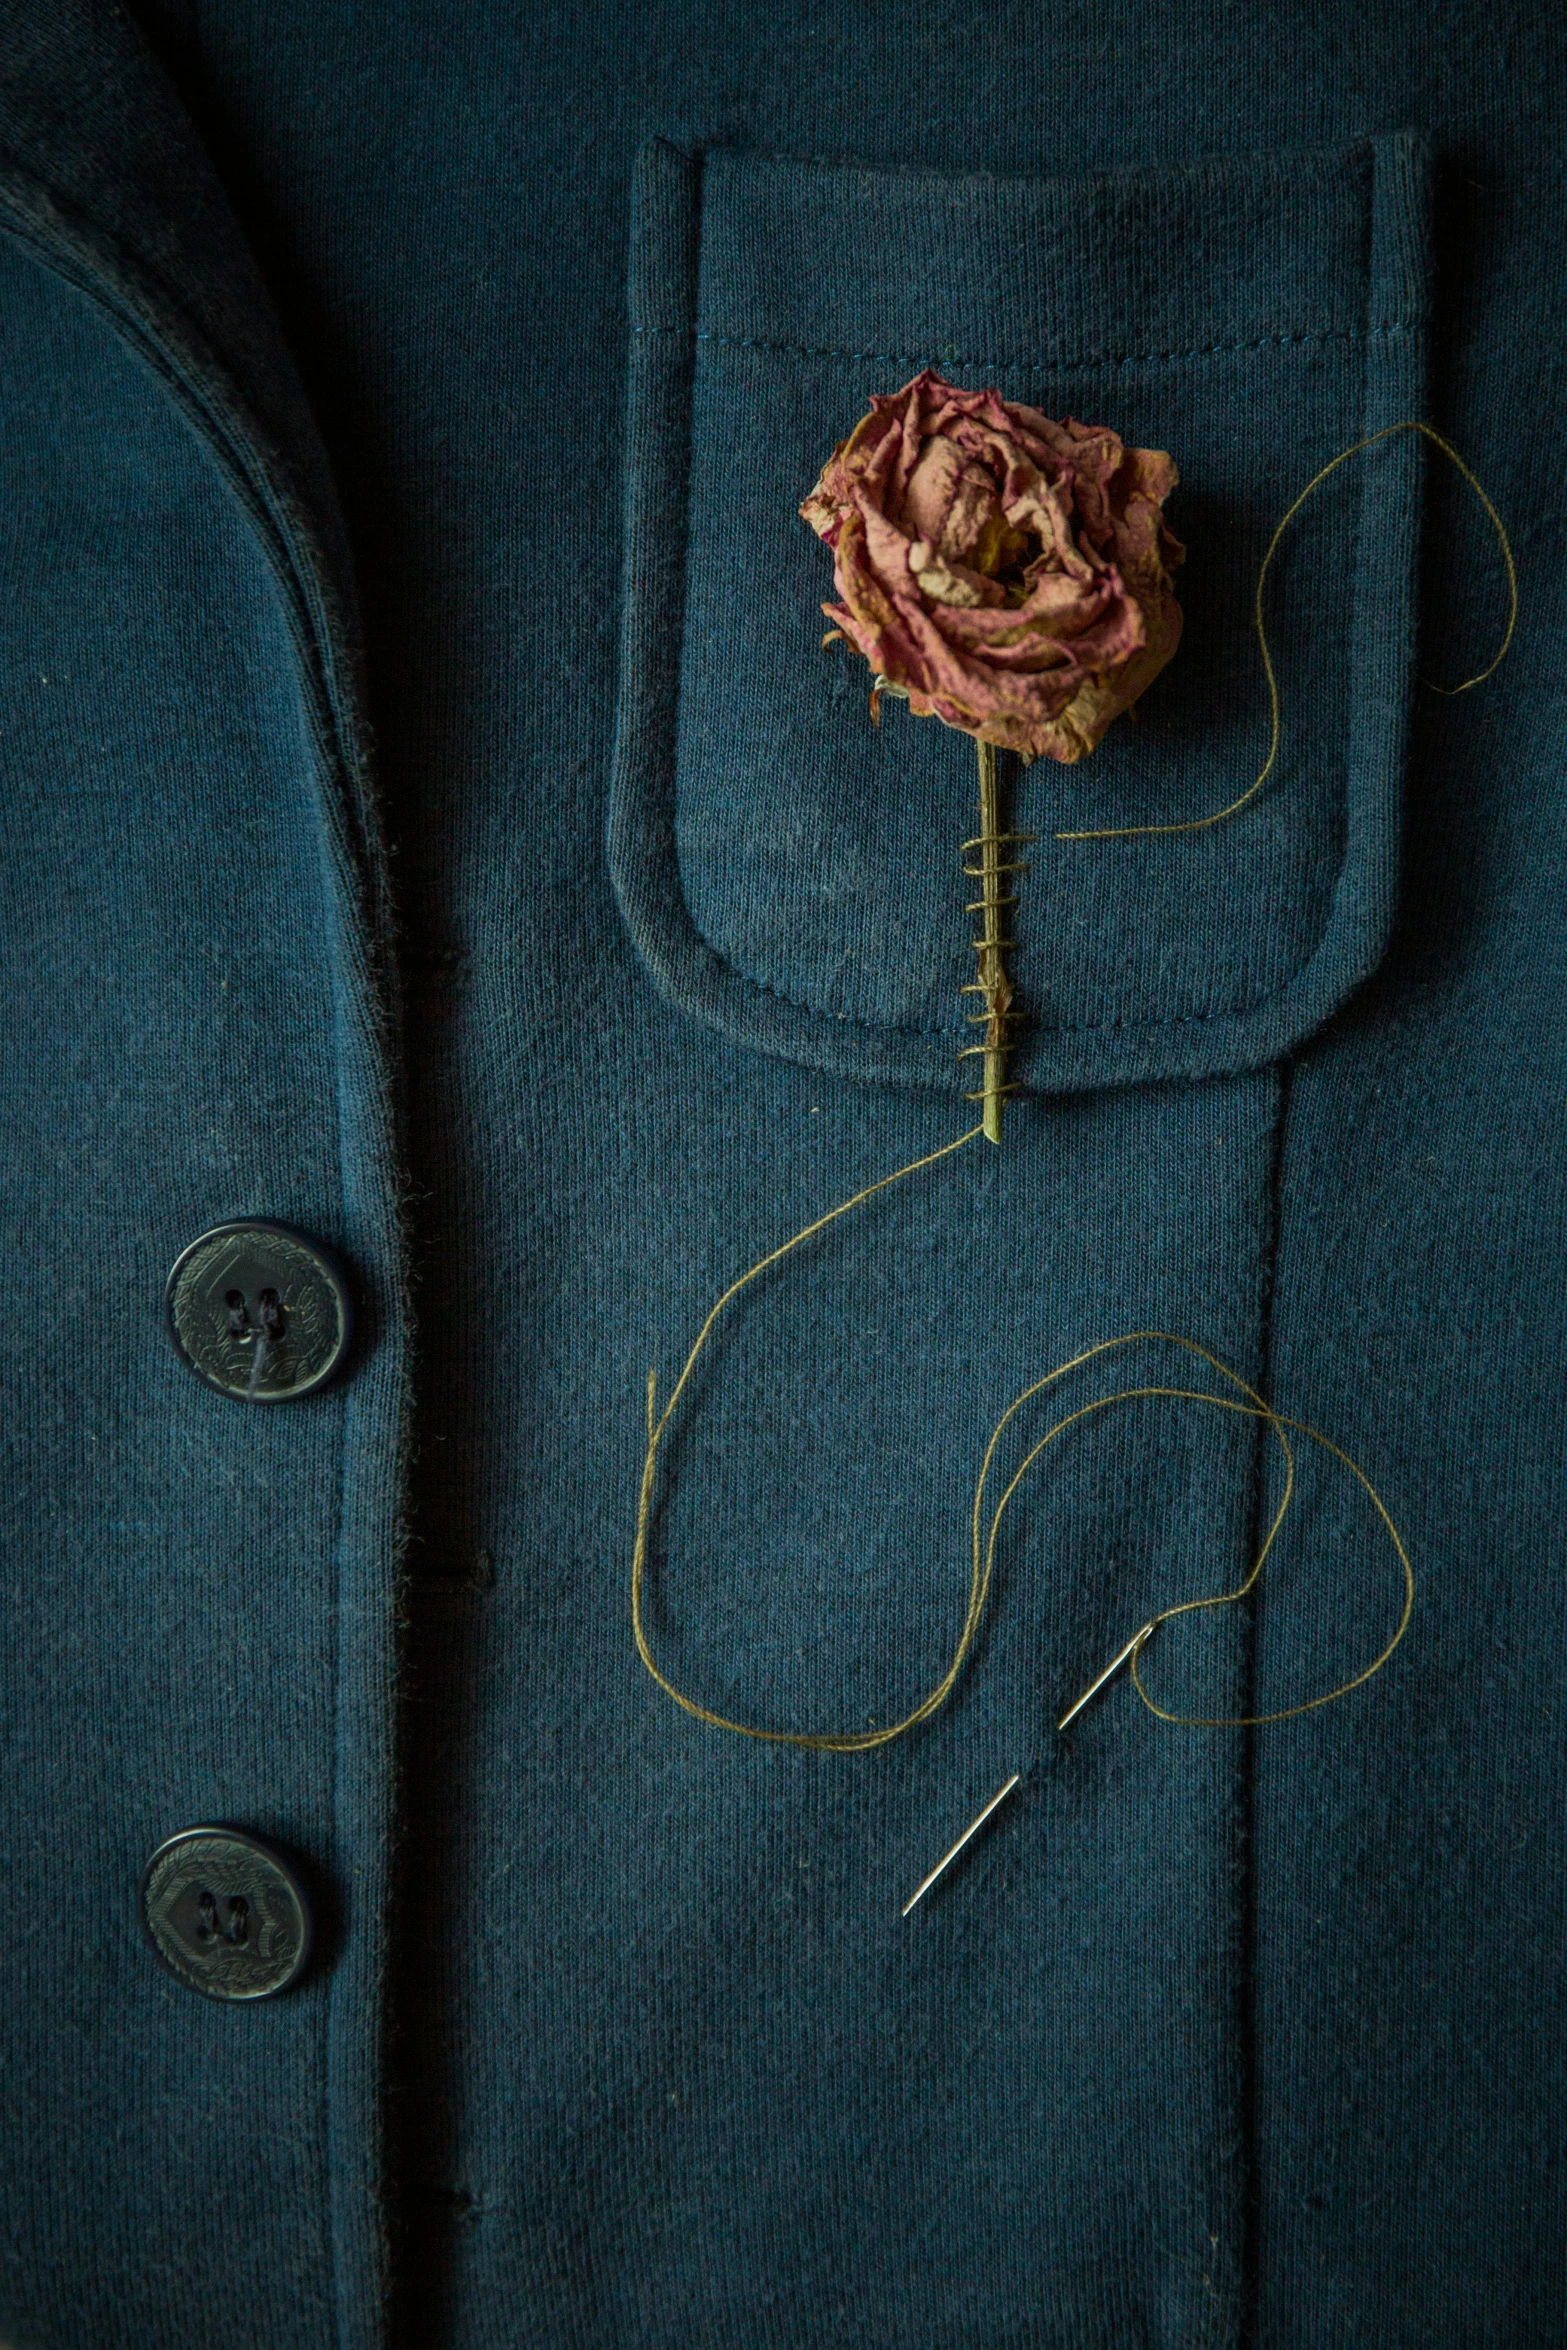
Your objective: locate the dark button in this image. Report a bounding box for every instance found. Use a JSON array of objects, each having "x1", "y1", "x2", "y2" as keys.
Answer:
[
  {"x1": 140, "y1": 1827, "x2": 312, "y2": 2001},
  {"x1": 165, "y1": 1220, "x2": 352, "y2": 1401}
]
